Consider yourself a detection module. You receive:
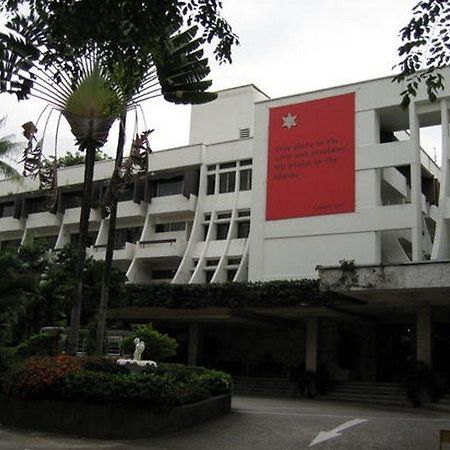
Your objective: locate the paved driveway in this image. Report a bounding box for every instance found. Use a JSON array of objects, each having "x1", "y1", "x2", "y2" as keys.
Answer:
[{"x1": 1, "y1": 396, "x2": 450, "y2": 449}]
